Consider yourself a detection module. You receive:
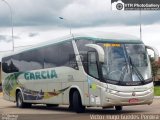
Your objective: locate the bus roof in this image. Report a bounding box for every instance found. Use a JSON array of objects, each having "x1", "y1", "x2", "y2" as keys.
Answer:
[
  {"x1": 1, "y1": 32, "x2": 143, "y2": 58},
  {"x1": 73, "y1": 32, "x2": 142, "y2": 43}
]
